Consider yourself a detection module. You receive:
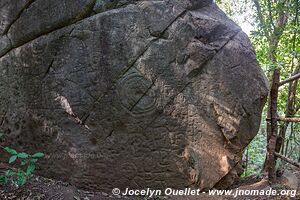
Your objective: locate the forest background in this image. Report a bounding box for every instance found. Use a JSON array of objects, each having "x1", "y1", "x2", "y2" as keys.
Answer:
[{"x1": 216, "y1": 0, "x2": 300, "y2": 177}]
